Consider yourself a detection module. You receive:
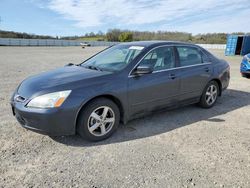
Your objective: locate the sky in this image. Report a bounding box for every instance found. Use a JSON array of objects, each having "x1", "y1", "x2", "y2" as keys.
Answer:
[{"x1": 0, "y1": 0, "x2": 250, "y2": 36}]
